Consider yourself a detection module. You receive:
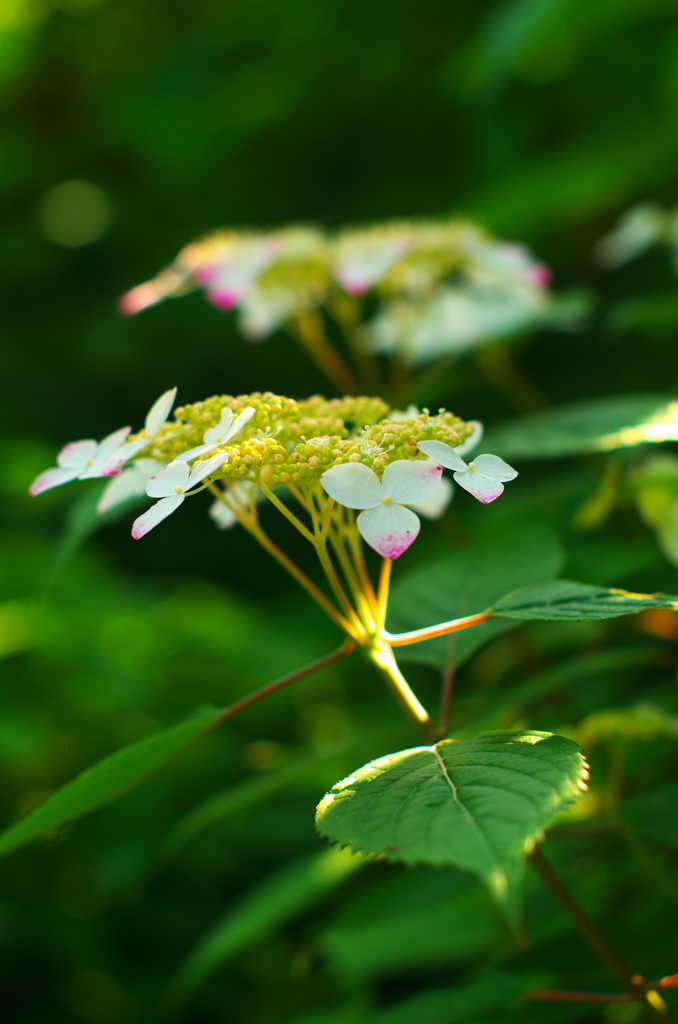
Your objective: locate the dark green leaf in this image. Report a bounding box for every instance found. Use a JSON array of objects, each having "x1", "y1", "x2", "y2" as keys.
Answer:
[
  {"x1": 484, "y1": 394, "x2": 678, "y2": 460},
  {"x1": 388, "y1": 523, "x2": 563, "y2": 670},
  {"x1": 167, "y1": 847, "x2": 361, "y2": 1006},
  {"x1": 489, "y1": 579, "x2": 678, "y2": 620},
  {"x1": 316, "y1": 732, "x2": 586, "y2": 921},
  {"x1": 617, "y1": 782, "x2": 678, "y2": 849},
  {"x1": 0, "y1": 711, "x2": 224, "y2": 859}
]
